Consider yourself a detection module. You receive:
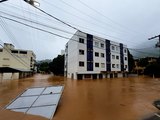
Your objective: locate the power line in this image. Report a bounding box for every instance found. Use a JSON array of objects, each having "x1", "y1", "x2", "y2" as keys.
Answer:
[
  {"x1": 2, "y1": 2, "x2": 143, "y2": 46},
  {"x1": 0, "y1": 17, "x2": 21, "y2": 48},
  {"x1": 0, "y1": 12, "x2": 135, "y2": 48},
  {"x1": 41, "y1": 0, "x2": 134, "y2": 36},
  {"x1": 24, "y1": 1, "x2": 79, "y2": 31},
  {"x1": 1, "y1": 14, "x2": 157, "y2": 58},
  {"x1": 76, "y1": 0, "x2": 142, "y2": 35},
  {"x1": 24, "y1": 1, "x2": 144, "y2": 46}
]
